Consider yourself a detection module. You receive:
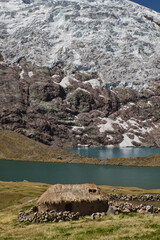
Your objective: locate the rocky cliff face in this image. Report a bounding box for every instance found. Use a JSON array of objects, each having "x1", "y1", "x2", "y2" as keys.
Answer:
[{"x1": 0, "y1": 56, "x2": 160, "y2": 147}]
